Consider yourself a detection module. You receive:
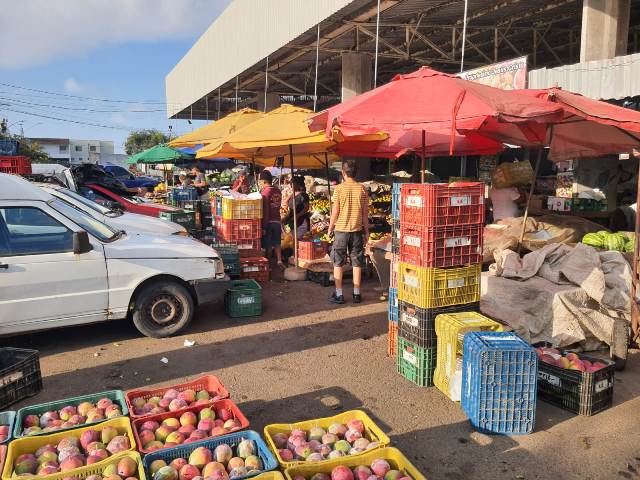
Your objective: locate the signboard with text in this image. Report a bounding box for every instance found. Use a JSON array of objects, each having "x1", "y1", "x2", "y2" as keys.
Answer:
[{"x1": 459, "y1": 56, "x2": 528, "y2": 90}]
